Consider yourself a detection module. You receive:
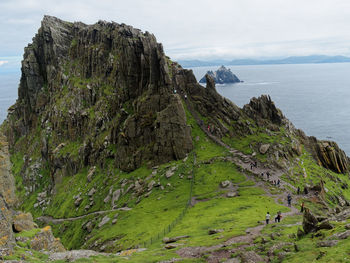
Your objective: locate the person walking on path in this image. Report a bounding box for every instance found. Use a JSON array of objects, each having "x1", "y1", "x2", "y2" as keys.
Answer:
[
  {"x1": 287, "y1": 193, "x2": 292, "y2": 207},
  {"x1": 275, "y1": 211, "x2": 282, "y2": 222},
  {"x1": 300, "y1": 202, "x2": 305, "y2": 213},
  {"x1": 277, "y1": 179, "x2": 280, "y2": 187},
  {"x1": 297, "y1": 186, "x2": 300, "y2": 195},
  {"x1": 266, "y1": 212, "x2": 271, "y2": 224},
  {"x1": 266, "y1": 172, "x2": 270, "y2": 180}
]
